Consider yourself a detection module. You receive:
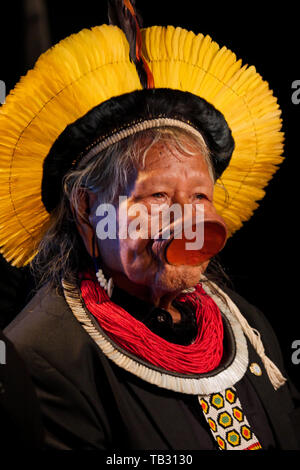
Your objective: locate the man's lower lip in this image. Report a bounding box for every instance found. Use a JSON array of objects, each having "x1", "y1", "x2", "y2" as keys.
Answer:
[{"x1": 151, "y1": 238, "x2": 171, "y2": 263}]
